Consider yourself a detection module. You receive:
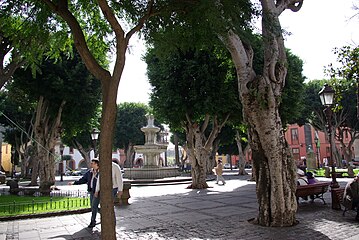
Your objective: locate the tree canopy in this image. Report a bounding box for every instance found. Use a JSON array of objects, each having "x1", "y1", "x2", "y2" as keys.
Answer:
[{"x1": 146, "y1": 46, "x2": 240, "y2": 129}]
